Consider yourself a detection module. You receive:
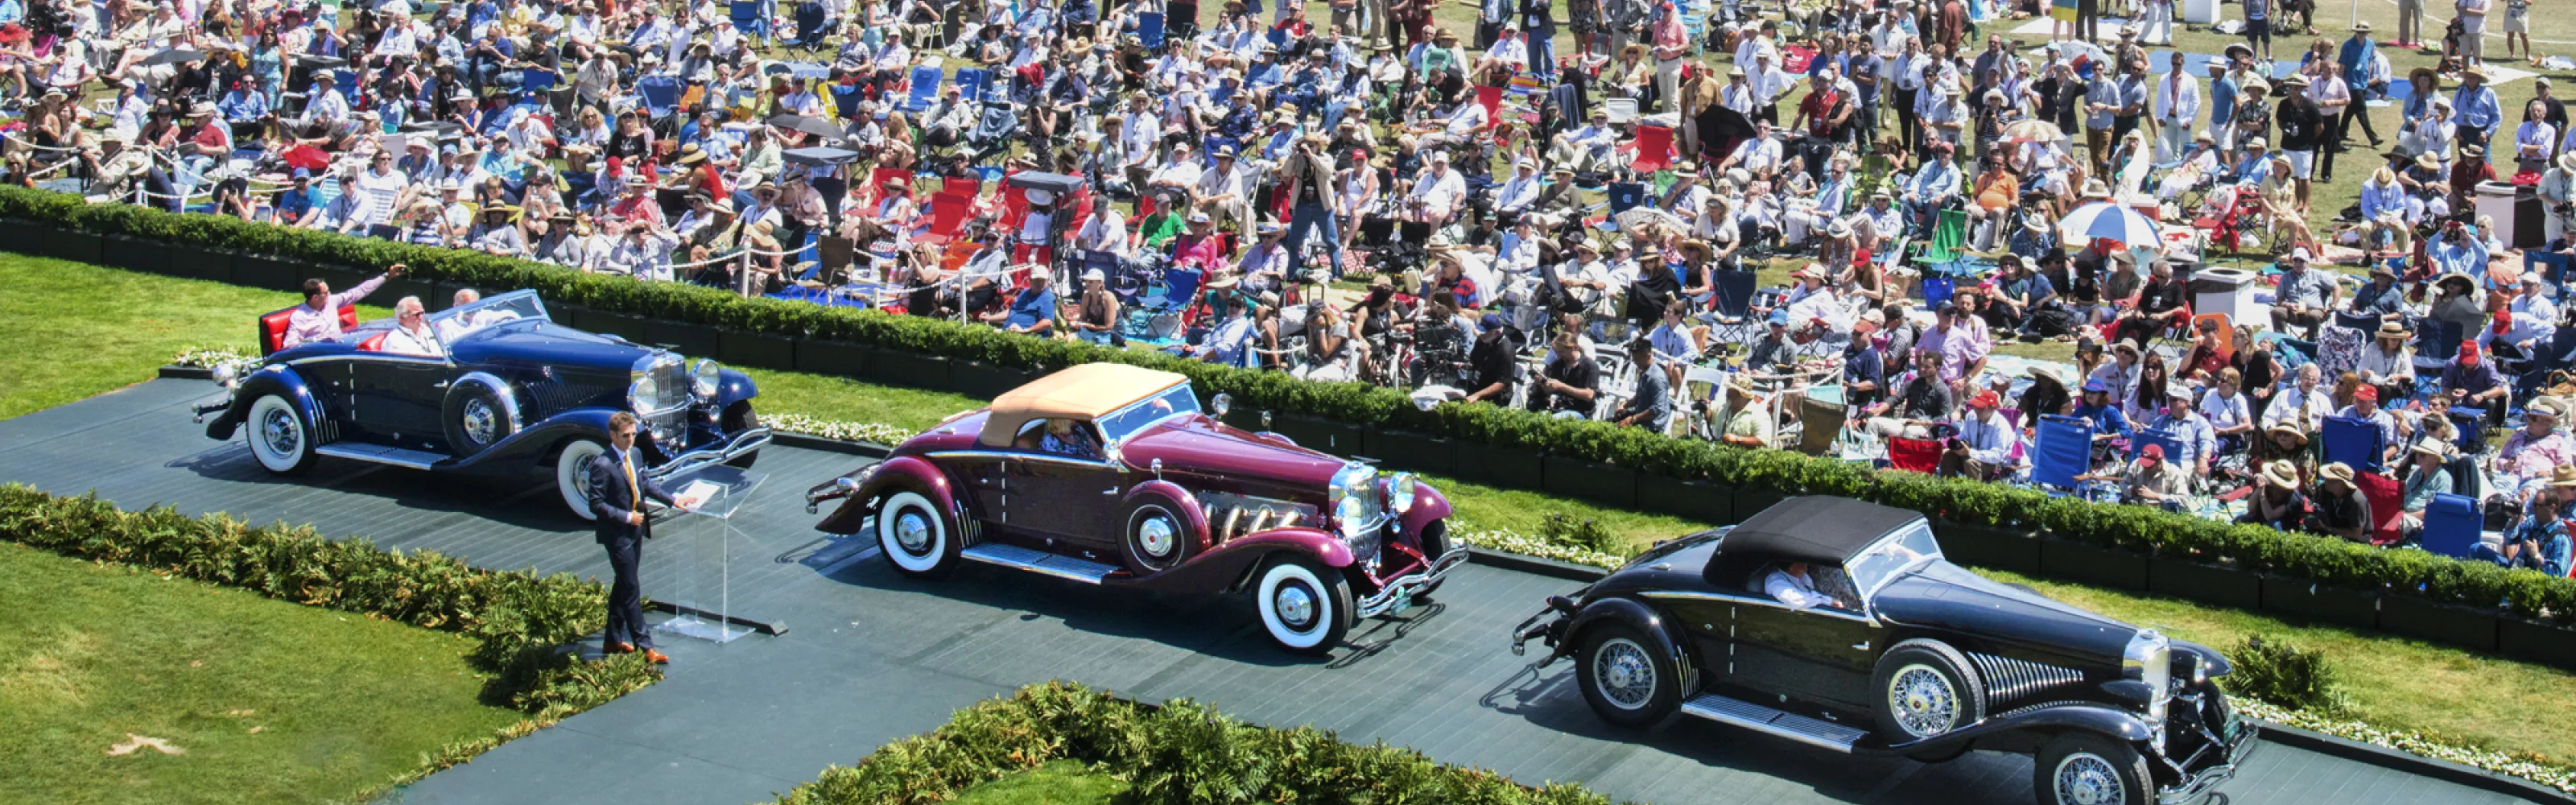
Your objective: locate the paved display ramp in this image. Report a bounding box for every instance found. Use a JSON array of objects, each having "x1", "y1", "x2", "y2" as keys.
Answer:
[{"x1": 0, "y1": 379, "x2": 2537, "y2": 805}]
